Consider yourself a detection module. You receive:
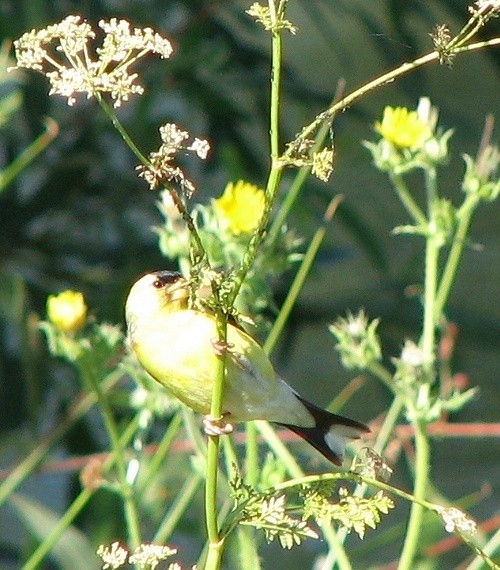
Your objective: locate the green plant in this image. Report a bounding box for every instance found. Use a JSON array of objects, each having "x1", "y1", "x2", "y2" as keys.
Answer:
[{"x1": 1, "y1": 2, "x2": 499, "y2": 569}]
